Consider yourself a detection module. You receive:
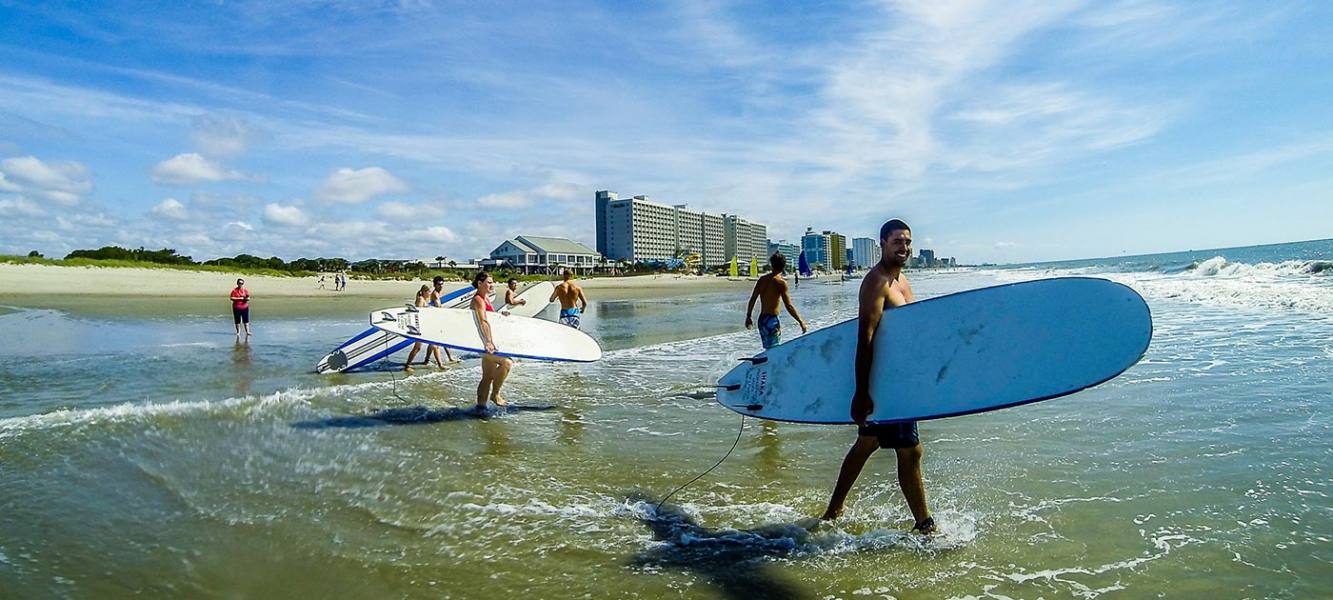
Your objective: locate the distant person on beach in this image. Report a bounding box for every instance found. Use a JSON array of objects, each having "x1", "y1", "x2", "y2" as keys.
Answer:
[
  {"x1": 820, "y1": 218, "x2": 935, "y2": 535},
  {"x1": 229, "y1": 278, "x2": 252, "y2": 337},
  {"x1": 550, "y1": 269, "x2": 588, "y2": 329},
  {"x1": 427, "y1": 276, "x2": 459, "y2": 364},
  {"x1": 472, "y1": 271, "x2": 513, "y2": 409},
  {"x1": 504, "y1": 278, "x2": 527, "y2": 309},
  {"x1": 318, "y1": 274, "x2": 326, "y2": 290},
  {"x1": 745, "y1": 252, "x2": 808, "y2": 349}
]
